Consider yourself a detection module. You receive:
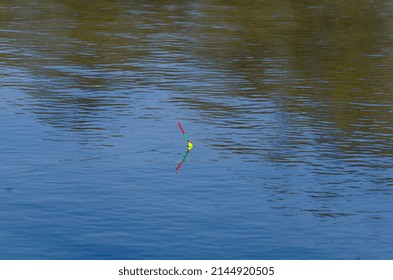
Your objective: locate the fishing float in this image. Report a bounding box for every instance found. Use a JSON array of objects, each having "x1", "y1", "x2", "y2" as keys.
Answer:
[
  {"x1": 176, "y1": 122, "x2": 194, "y2": 174},
  {"x1": 178, "y1": 122, "x2": 193, "y2": 151}
]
